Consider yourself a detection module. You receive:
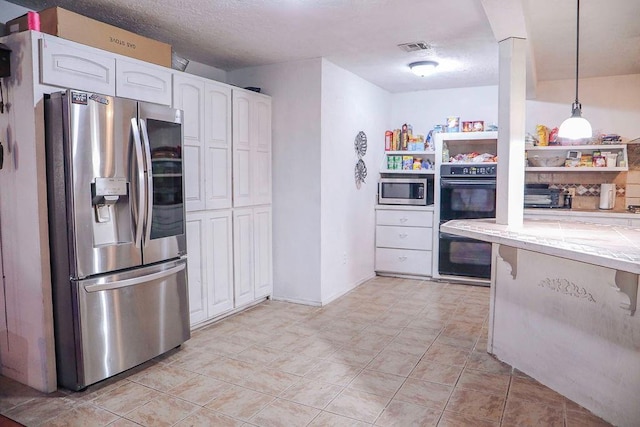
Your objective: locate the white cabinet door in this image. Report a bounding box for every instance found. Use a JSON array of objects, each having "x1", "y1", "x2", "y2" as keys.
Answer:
[
  {"x1": 232, "y1": 91, "x2": 252, "y2": 207},
  {"x1": 233, "y1": 208, "x2": 255, "y2": 307},
  {"x1": 116, "y1": 58, "x2": 172, "y2": 105},
  {"x1": 252, "y1": 96, "x2": 272, "y2": 206},
  {"x1": 204, "y1": 82, "x2": 232, "y2": 210},
  {"x1": 186, "y1": 212, "x2": 207, "y2": 326},
  {"x1": 253, "y1": 206, "x2": 273, "y2": 299},
  {"x1": 206, "y1": 210, "x2": 234, "y2": 317},
  {"x1": 173, "y1": 74, "x2": 205, "y2": 211},
  {"x1": 232, "y1": 90, "x2": 272, "y2": 208},
  {"x1": 39, "y1": 36, "x2": 115, "y2": 95}
]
